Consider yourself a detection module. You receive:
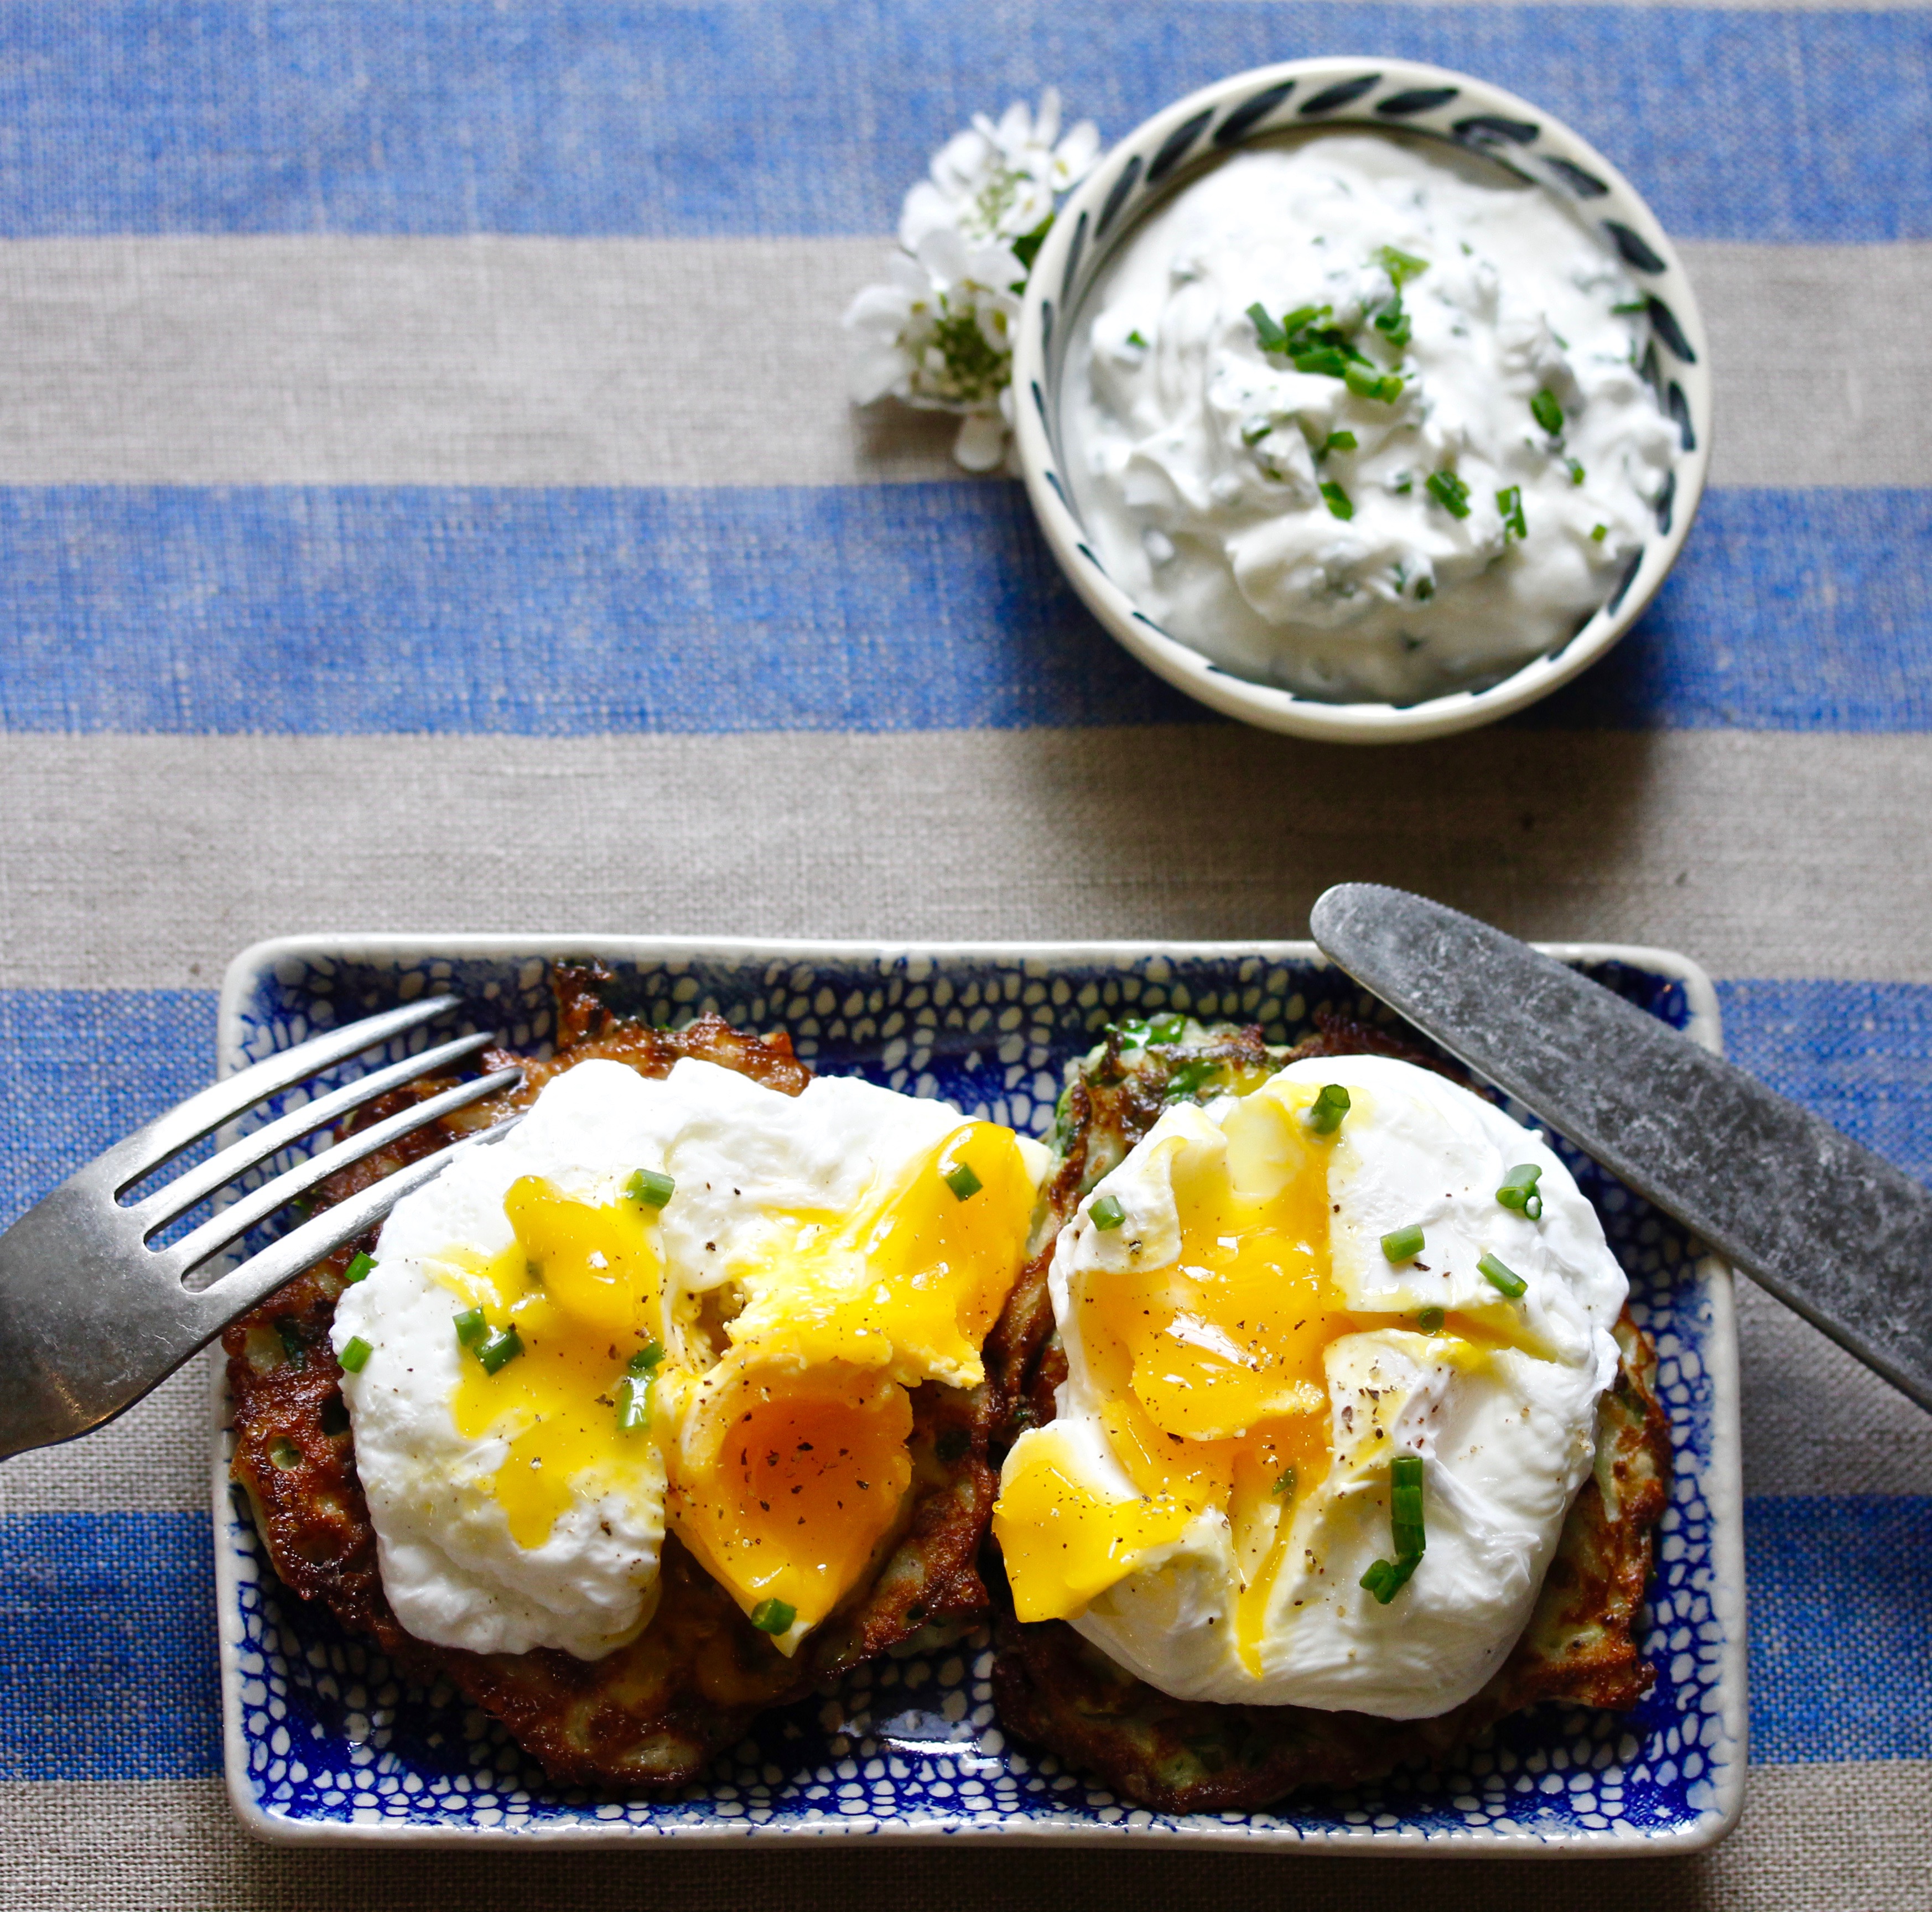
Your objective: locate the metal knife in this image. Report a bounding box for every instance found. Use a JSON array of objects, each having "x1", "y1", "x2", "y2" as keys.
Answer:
[{"x1": 1309, "y1": 882, "x2": 1932, "y2": 1414}]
